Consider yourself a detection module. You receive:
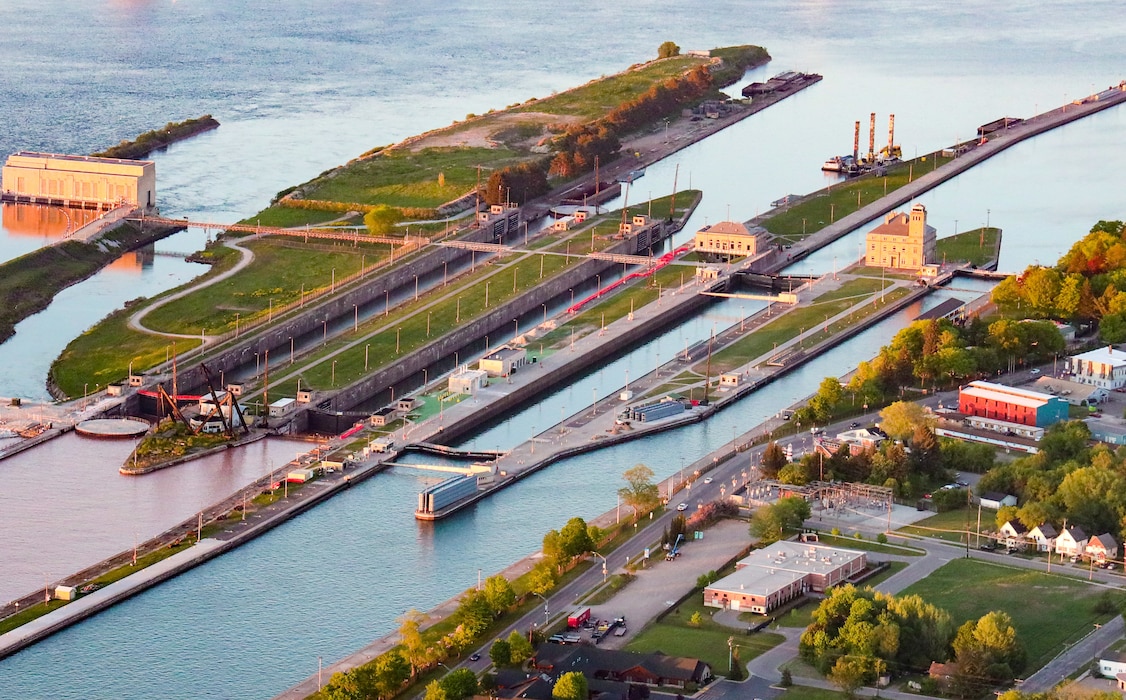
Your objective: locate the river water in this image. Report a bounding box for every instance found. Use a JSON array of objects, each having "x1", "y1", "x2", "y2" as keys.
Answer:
[{"x1": 0, "y1": 0, "x2": 1123, "y2": 697}]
